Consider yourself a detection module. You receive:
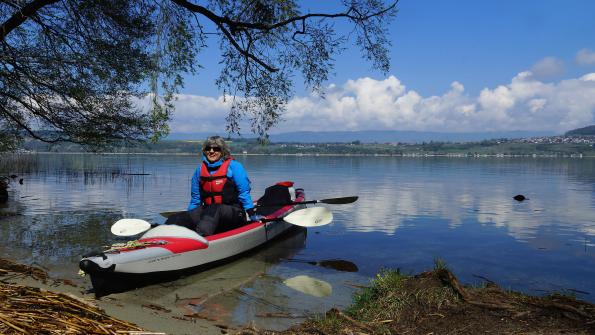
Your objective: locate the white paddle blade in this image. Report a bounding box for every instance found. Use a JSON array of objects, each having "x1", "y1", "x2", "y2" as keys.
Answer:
[
  {"x1": 111, "y1": 218, "x2": 151, "y2": 236},
  {"x1": 284, "y1": 207, "x2": 333, "y2": 227},
  {"x1": 283, "y1": 275, "x2": 332, "y2": 297}
]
